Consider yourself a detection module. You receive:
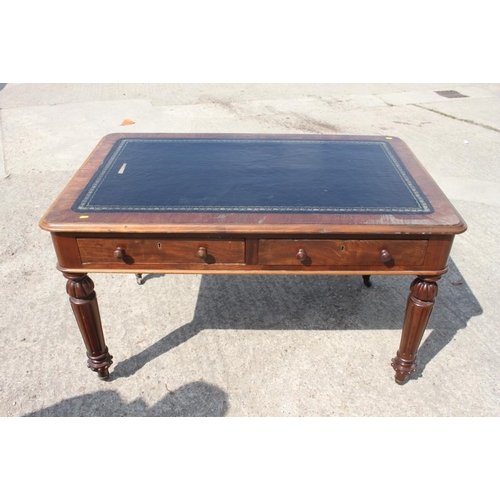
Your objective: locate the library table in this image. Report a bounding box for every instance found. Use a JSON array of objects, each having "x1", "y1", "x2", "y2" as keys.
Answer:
[{"x1": 39, "y1": 133, "x2": 467, "y2": 384}]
